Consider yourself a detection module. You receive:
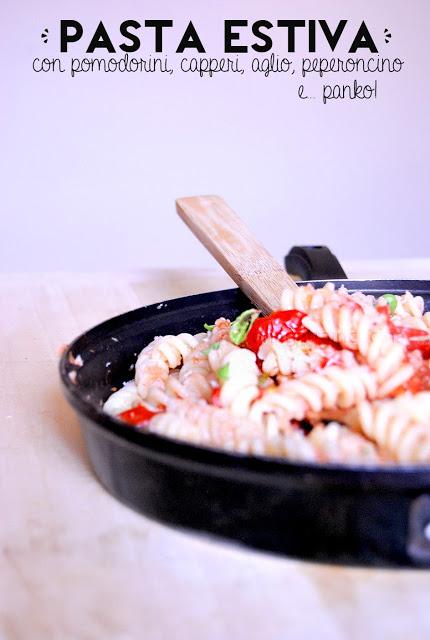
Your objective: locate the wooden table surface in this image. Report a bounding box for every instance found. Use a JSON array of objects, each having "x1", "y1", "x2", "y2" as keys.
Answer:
[{"x1": 2, "y1": 262, "x2": 430, "y2": 640}]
